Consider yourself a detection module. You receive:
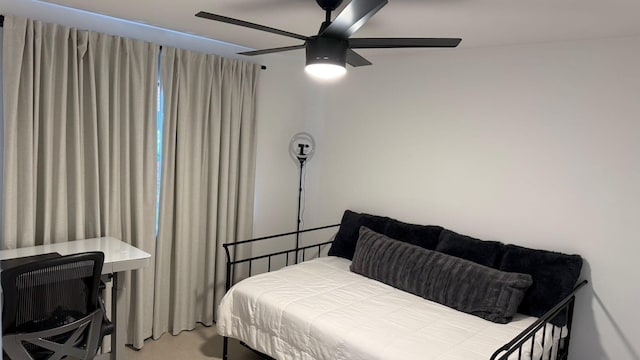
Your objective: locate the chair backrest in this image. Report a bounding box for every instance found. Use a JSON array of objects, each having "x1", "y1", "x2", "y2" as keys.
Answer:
[{"x1": 2, "y1": 251, "x2": 105, "y2": 359}]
